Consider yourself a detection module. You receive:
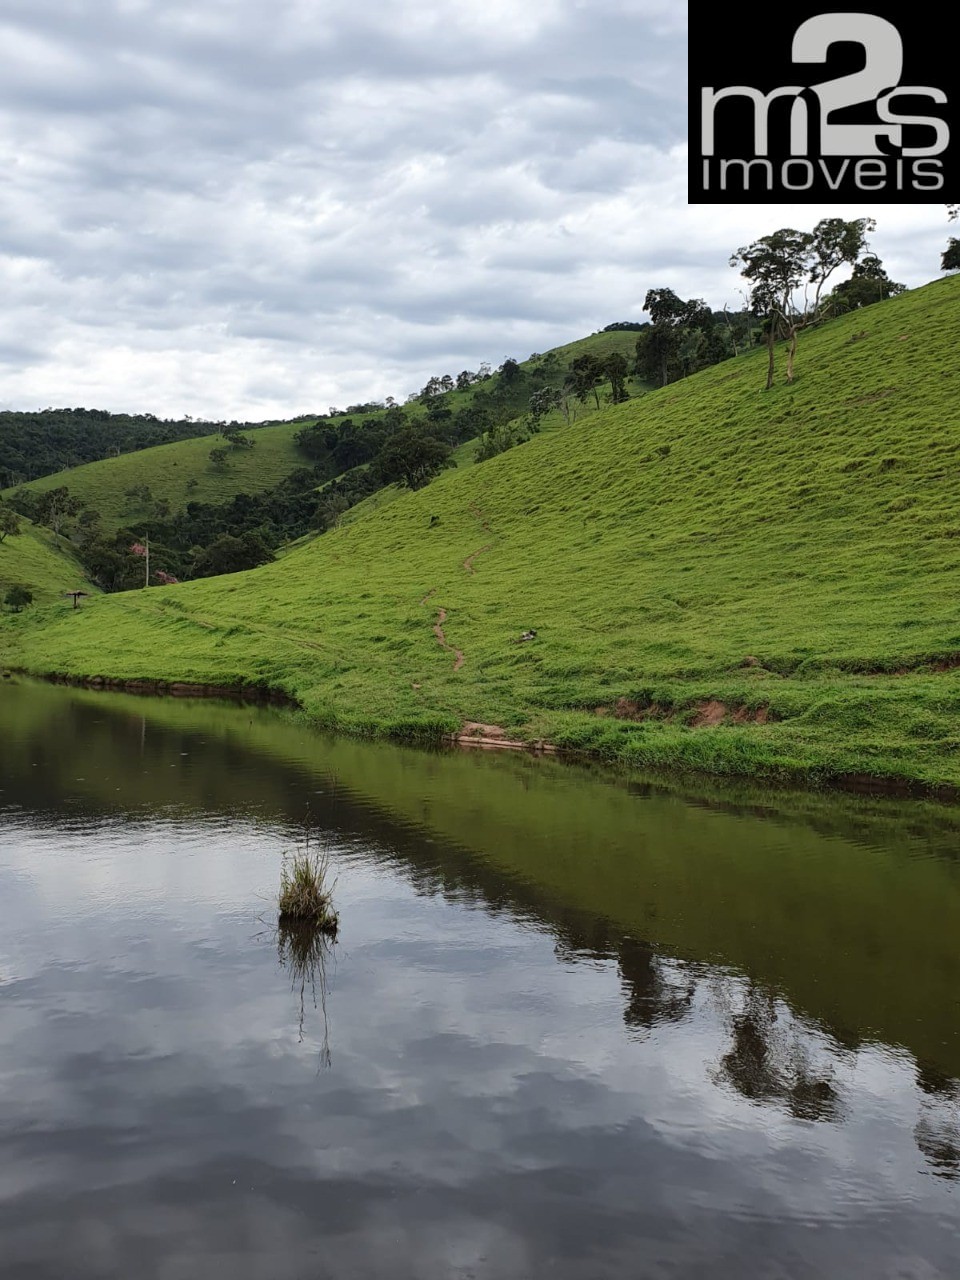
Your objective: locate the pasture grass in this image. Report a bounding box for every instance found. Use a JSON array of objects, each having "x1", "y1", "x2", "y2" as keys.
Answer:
[{"x1": 0, "y1": 517, "x2": 96, "y2": 608}]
